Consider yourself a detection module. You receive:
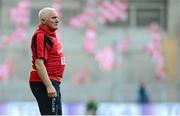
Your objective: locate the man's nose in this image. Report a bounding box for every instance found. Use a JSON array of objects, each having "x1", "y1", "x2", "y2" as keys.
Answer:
[{"x1": 56, "y1": 18, "x2": 59, "y2": 23}]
